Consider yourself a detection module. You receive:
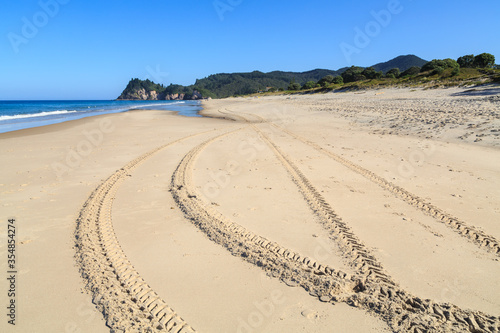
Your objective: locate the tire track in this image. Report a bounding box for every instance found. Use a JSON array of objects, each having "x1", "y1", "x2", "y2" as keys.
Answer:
[
  {"x1": 220, "y1": 106, "x2": 500, "y2": 256},
  {"x1": 254, "y1": 125, "x2": 394, "y2": 286},
  {"x1": 271, "y1": 123, "x2": 500, "y2": 257},
  {"x1": 251, "y1": 124, "x2": 500, "y2": 333},
  {"x1": 169, "y1": 126, "x2": 500, "y2": 332},
  {"x1": 169, "y1": 130, "x2": 363, "y2": 300},
  {"x1": 75, "y1": 131, "x2": 217, "y2": 332},
  {"x1": 216, "y1": 108, "x2": 250, "y2": 123},
  {"x1": 221, "y1": 109, "x2": 392, "y2": 284},
  {"x1": 218, "y1": 109, "x2": 500, "y2": 332}
]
